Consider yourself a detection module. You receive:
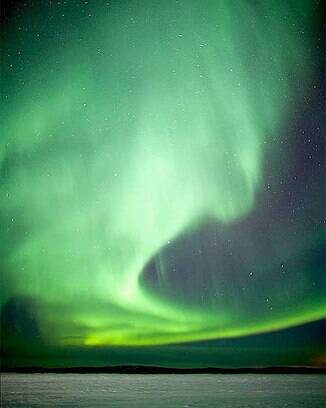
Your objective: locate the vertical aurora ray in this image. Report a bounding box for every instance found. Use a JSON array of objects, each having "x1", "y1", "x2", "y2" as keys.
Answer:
[{"x1": 1, "y1": 0, "x2": 324, "y2": 348}]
